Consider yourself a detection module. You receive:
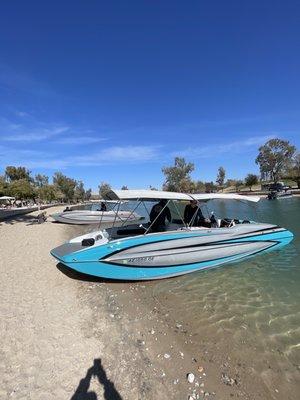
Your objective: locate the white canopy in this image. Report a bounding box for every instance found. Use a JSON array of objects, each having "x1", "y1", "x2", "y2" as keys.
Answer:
[
  {"x1": 88, "y1": 199, "x2": 127, "y2": 203},
  {"x1": 191, "y1": 193, "x2": 260, "y2": 203},
  {"x1": 0, "y1": 196, "x2": 15, "y2": 201},
  {"x1": 104, "y1": 189, "x2": 260, "y2": 203},
  {"x1": 105, "y1": 189, "x2": 191, "y2": 201}
]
